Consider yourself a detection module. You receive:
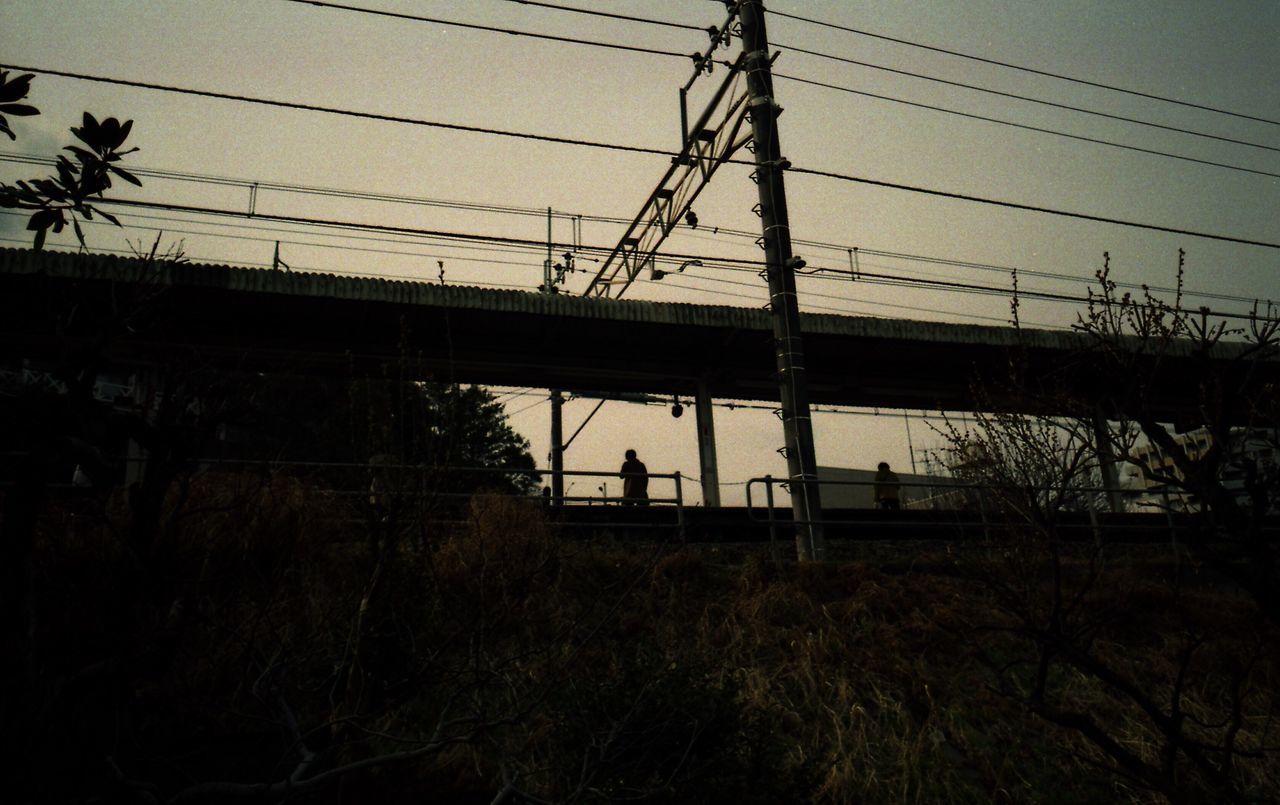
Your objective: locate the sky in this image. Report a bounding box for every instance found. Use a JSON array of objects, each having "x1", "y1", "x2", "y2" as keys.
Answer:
[{"x1": 2, "y1": 0, "x2": 1278, "y2": 505}]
